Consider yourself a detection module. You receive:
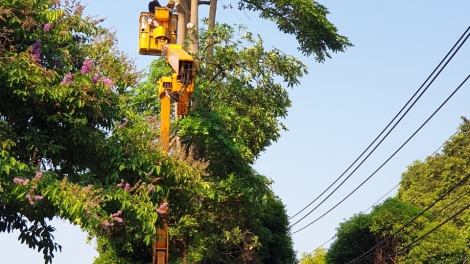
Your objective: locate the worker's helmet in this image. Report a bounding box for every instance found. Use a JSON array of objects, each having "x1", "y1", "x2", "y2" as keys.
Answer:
[{"x1": 167, "y1": 0, "x2": 175, "y2": 8}]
